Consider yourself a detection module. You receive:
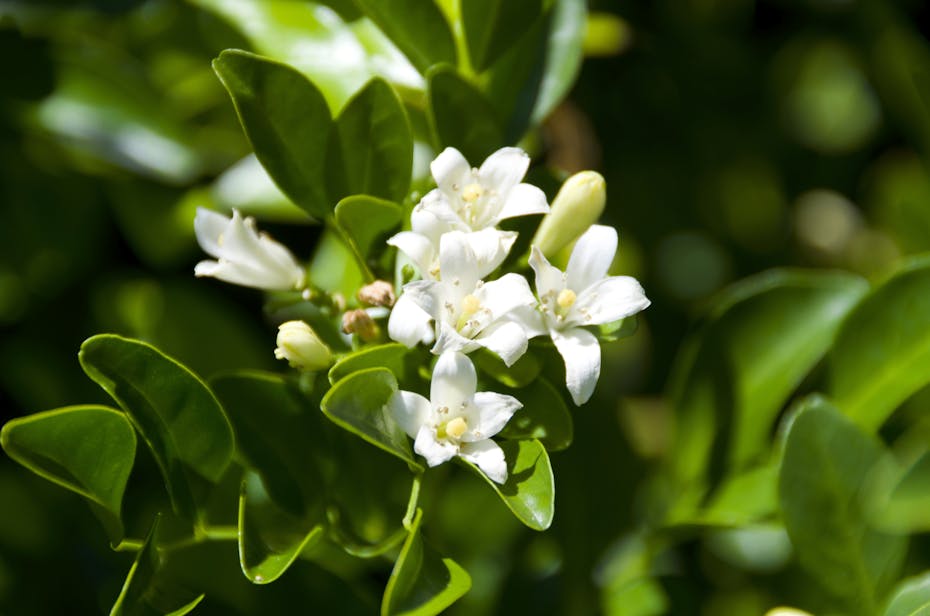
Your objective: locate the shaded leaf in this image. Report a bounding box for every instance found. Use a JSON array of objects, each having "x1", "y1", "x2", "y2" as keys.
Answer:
[
  {"x1": 321, "y1": 368, "x2": 420, "y2": 469},
  {"x1": 779, "y1": 395, "x2": 906, "y2": 612},
  {"x1": 462, "y1": 0, "x2": 544, "y2": 71},
  {"x1": 460, "y1": 439, "x2": 554, "y2": 530},
  {"x1": 427, "y1": 66, "x2": 504, "y2": 162},
  {"x1": 335, "y1": 195, "x2": 403, "y2": 259},
  {"x1": 498, "y1": 378, "x2": 573, "y2": 451},
  {"x1": 381, "y1": 509, "x2": 471, "y2": 616},
  {"x1": 213, "y1": 49, "x2": 333, "y2": 219},
  {"x1": 864, "y1": 448, "x2": 930, "y2": 533},
  {"x1": 884, "y1": 571, "x2": 930, "y2": 616},
  {"x1": 830, "y1": 256, "x2": 930, "y2": 431},
  {"x1": 79, "y1": 334, "x2": 234, "y2": 520},
  {"x1": 1, "y1": 405, "x2": 135, "y2": 540},
  {"x1": 353, "y1": 0, "x2": 457, "y2": 74},
  {"x1": 329, "y1": 343, "x2": 409, "y2": 385},
  {"x1": 472, "y1": 348, "x2": 541, "y2": 389}
]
